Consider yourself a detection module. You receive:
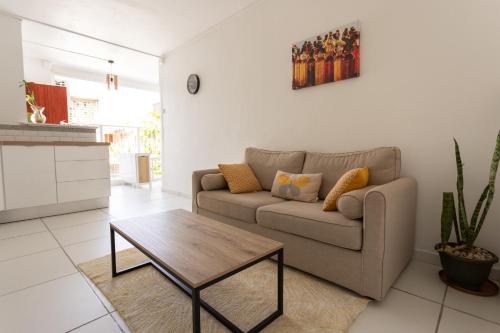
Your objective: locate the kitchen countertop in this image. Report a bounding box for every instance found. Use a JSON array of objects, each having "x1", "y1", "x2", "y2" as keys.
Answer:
[
  {"x1": 0, "y1": 123, "x2": 98, "y2": 133},
  {"x1": 0, "y1": 141, "x2": 109, "y2": 146}
]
